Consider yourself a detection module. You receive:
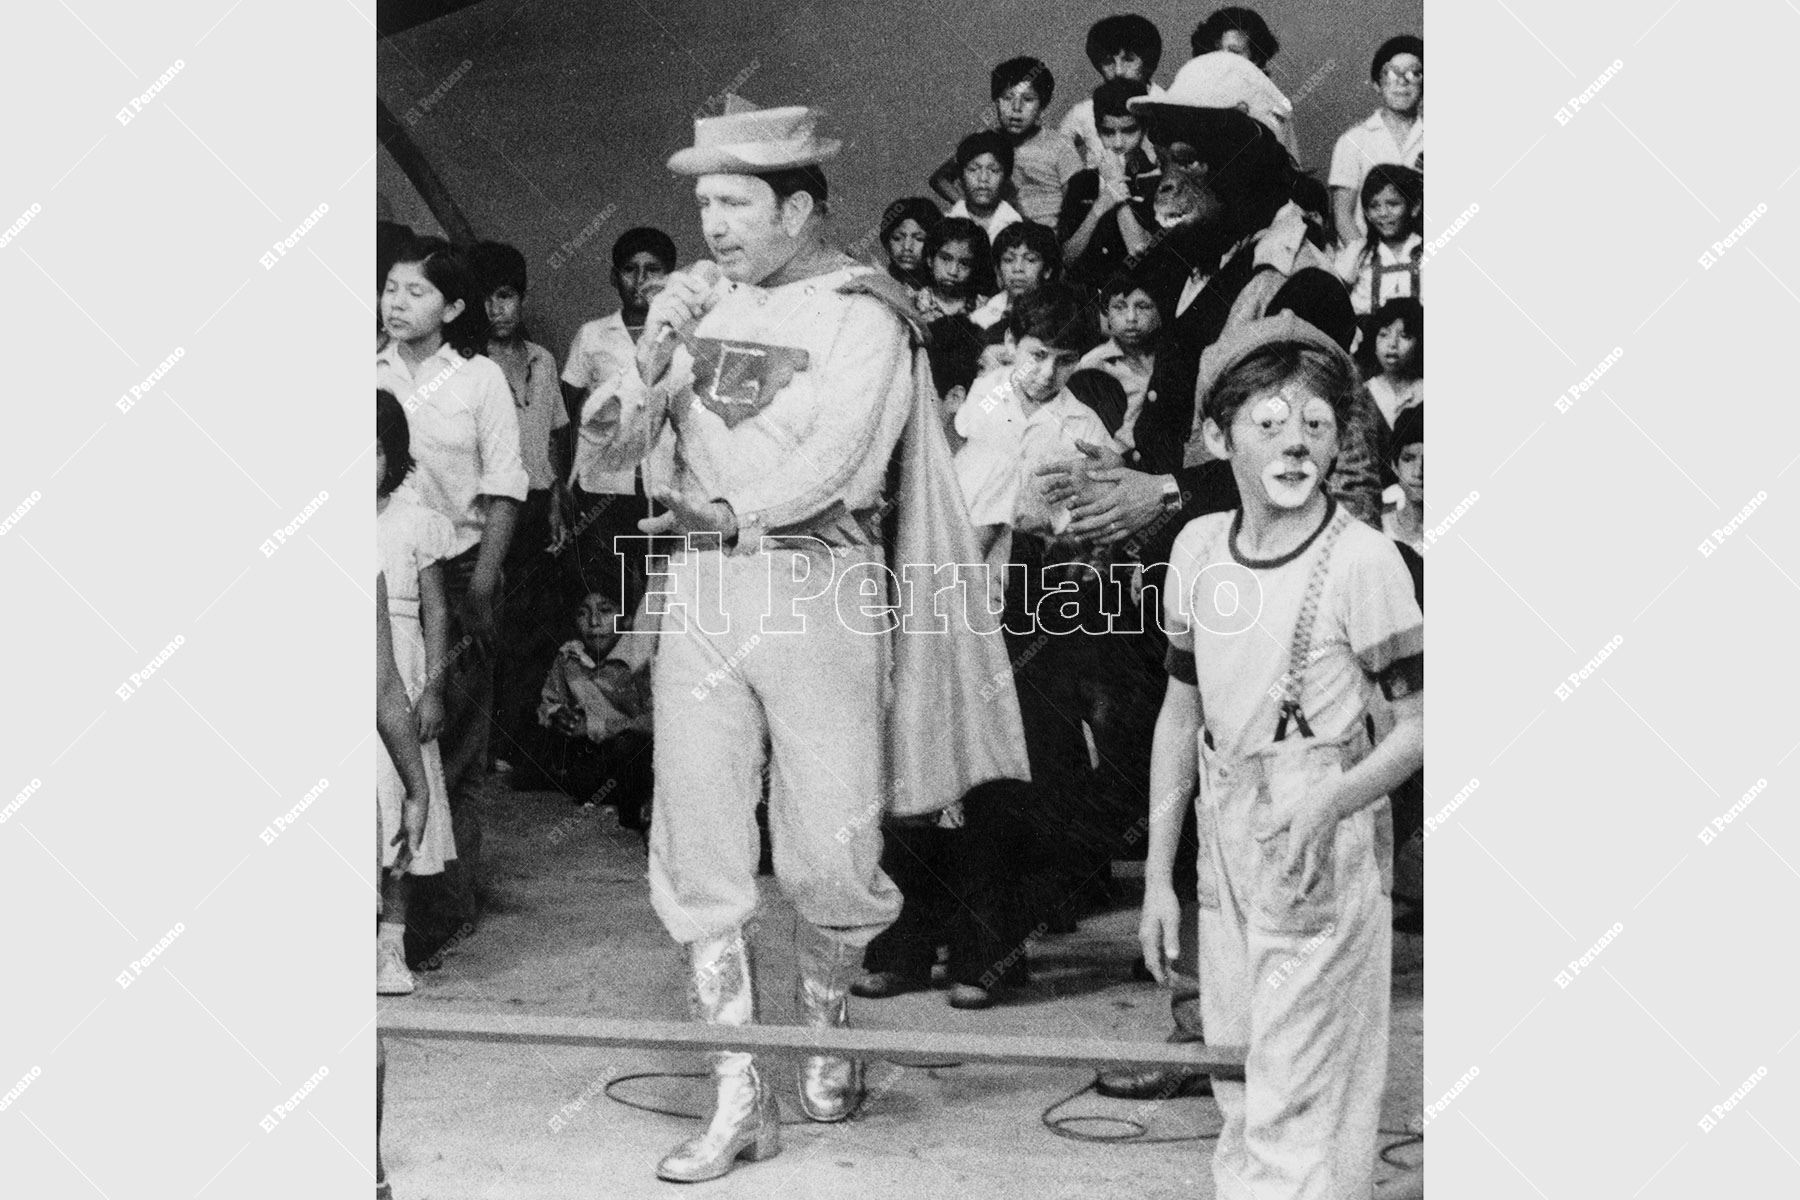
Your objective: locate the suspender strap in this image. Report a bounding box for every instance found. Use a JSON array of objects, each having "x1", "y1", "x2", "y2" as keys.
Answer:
[{"x1": 1273, "y1": 505, "x2": 1354, "y2": 742}]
